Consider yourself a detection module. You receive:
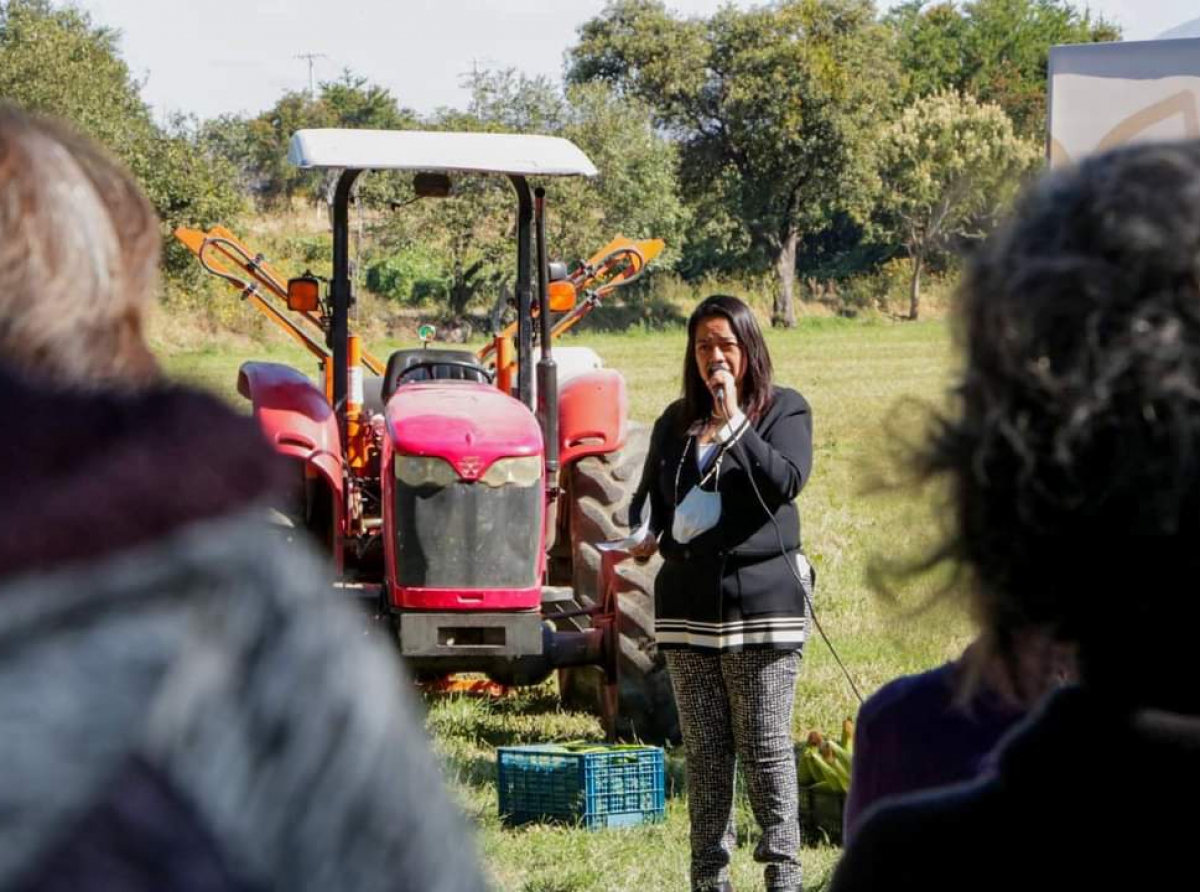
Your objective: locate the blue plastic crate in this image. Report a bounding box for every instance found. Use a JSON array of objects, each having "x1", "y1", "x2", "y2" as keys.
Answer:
[{"x1": 497, "y1": 744, "x2": 666, "y2": 830}]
